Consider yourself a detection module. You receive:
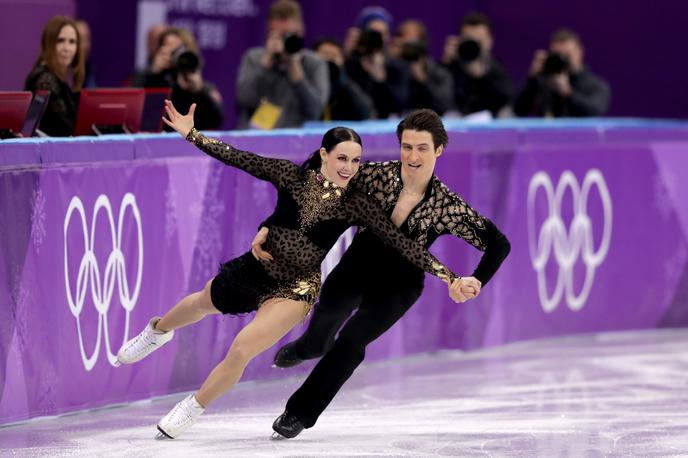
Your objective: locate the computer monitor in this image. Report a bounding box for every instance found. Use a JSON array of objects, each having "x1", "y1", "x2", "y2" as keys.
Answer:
[
  {"x1": 0, "y1": 91, "x2": 32, "y2": 134},
  {"x1": 74, "y1": 88, "x2": 145, "y2": 136},
  {"x1": 140, "y1": 87, "x2": 171, "y2": 133},
  {"x1": 20, "y1": 90, "x2": 50, "y2": 137}
]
